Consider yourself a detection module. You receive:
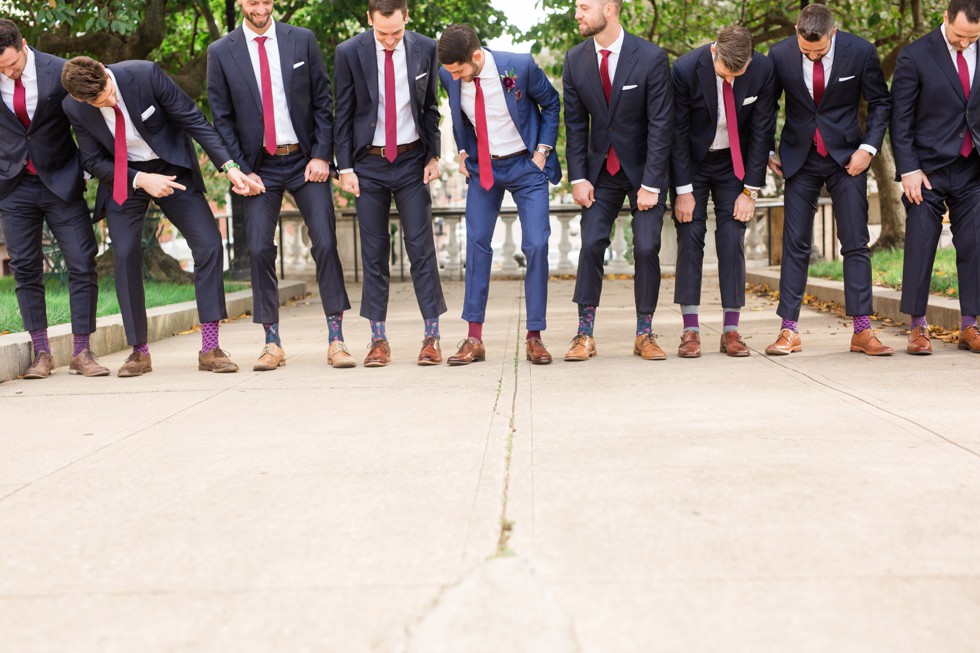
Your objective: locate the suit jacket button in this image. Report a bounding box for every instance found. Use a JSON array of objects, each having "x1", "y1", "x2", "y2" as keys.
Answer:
[
  {"x1": 26, "y1": 135, "x2": 31, "y2": 140},
  {"x1": 960, "y1": 132, "x2": 966, "y2": 138},
  {"x1": 370, "y1": 121, "x2": 377, "y2": 127}
]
